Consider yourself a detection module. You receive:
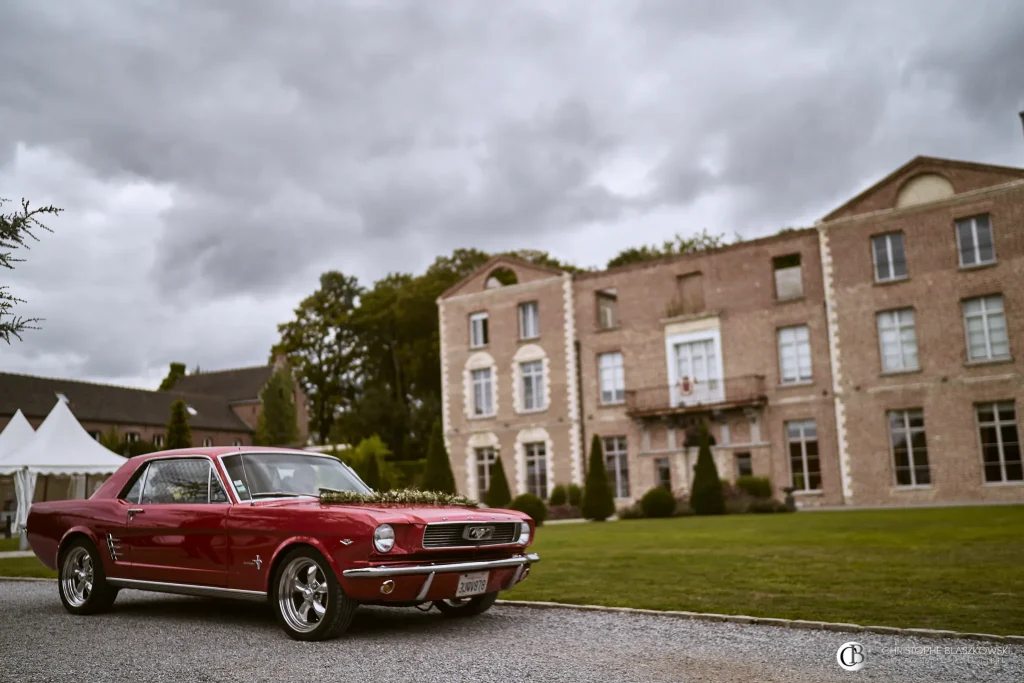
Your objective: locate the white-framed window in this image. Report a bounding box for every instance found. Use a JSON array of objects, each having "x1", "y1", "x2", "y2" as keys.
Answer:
[
  {"x1": 125, "y1": 432, "x2": 140, "y2": 443},
  {"x1": 962, "y1": 295, "x2": 1009, "y2": 362},
  {"x1": 471, "y1": 368, "x2": 495, "y2": 417},
  {"x1": 603, "y1": 436, "x2": 629, "y2": 498},
  {"x1": 88, "y1": 431, "x2": 102, "y2": 442},
  {"x1": 786, "y1": 419, "x2": 820, "y2": 491},
  {"x1": 877, "y1": 308, "x2": 919, "y2": 372},
  {"x1": 202, "y1": 437, "x2": 213, "y2": 447},
  {"x1": 598, "y1": 351, "x2": 625, "y2": 404},
  {"x1": 777, "y1": 325, "x2": 812, "y2": 384},
  {"x1": 977, "y1": 402, "x2": 1022, "y2": 483},
  {"x1": 524, "y1": 442, "x2": 548, "y2": 499},
  {"x1": 597, "y1": 290, "x2": 618, "y2": 330},
  {"x1": 153, "y1": 434, "x2": 165, "y2": 448},
  {"x1": 469, "y1": 312, "x2": 489, "y2": 348},
  {"x1": 475, "y1": 446, "x2": 498, "y2": 494},
  {"x1": 956, "y1": 214, "x2": 995, "y2": 268},
  {"x1": 520, "y1": 360, "x2": 546, "y2": 411},
  {"x1": 871, "y1": 232, "x2": 908, "y2": 282},
  {"x1": 232, "y1": 438, "x2": 242, "y2": 447},
  {"x1": 519, "y1": 301, "x2": 539, "y2": 339},
  {"x1": 888, "y1": 409, "x2": 930, "y2": 487},
  {"x1": 772, "y1": 253, "x2": 803, "y2": 300}
]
